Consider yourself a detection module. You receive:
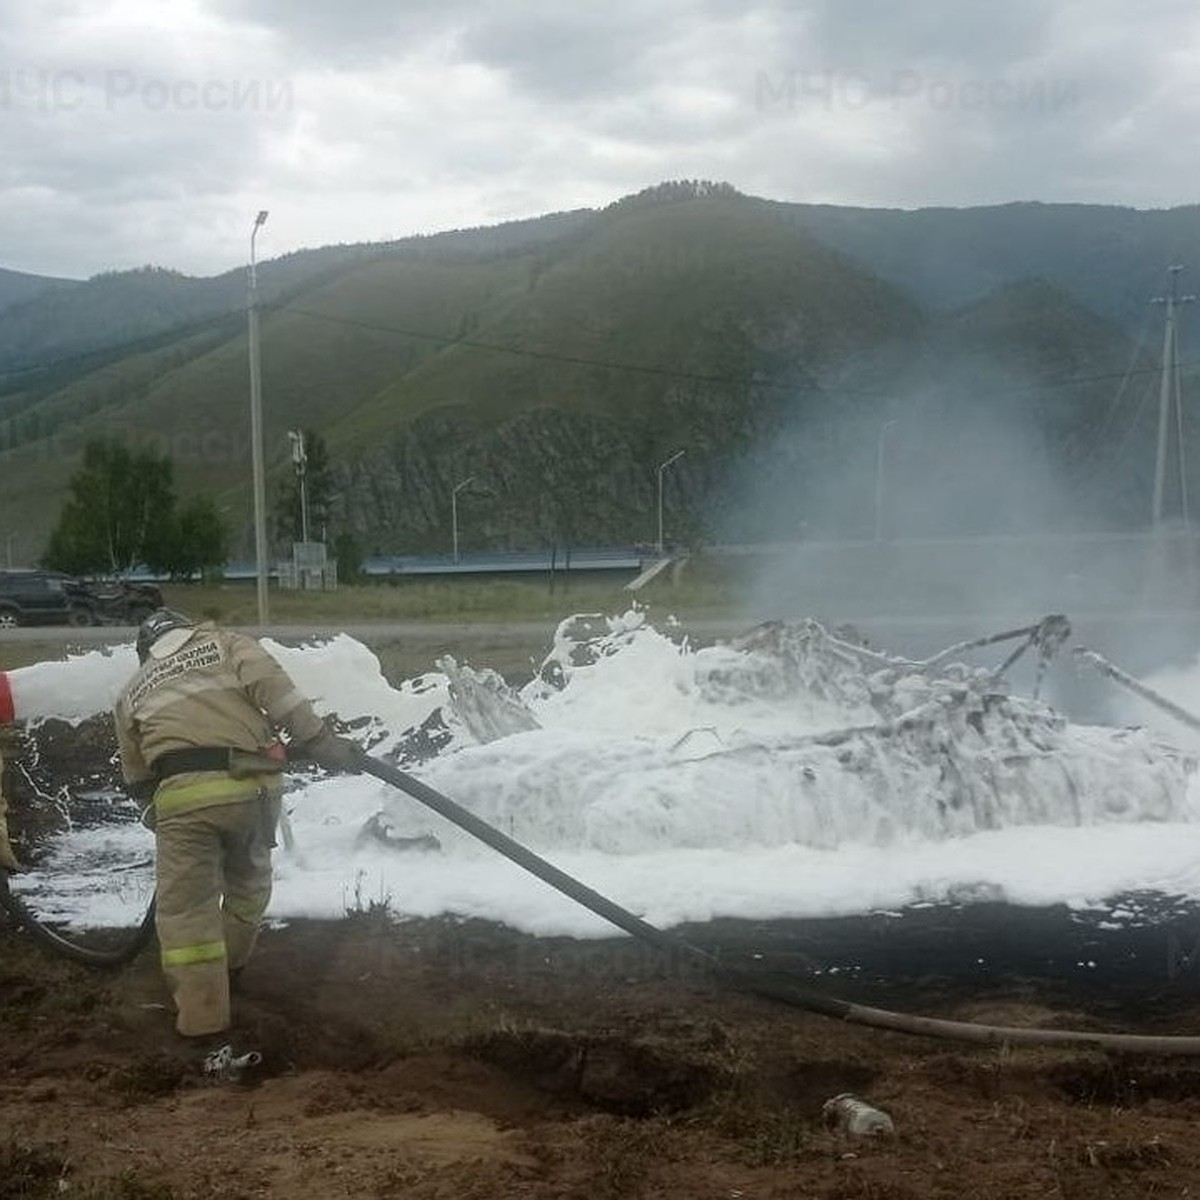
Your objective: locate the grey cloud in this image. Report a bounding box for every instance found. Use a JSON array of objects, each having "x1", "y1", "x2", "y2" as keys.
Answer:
[
  {"x1": 793, "y1": 0, "x2": 1051, "y2": 71},
  {"x1": 742, "y1": 0, "x2": 1200, "y2": 208},
  {"x1": 217, "y1": 0, "x2": 751, "y2": 102},
  {"x1": 2, "y1": 0, "x2": 1200, "y2": 278},
  {"x1": 208, "y1": 0, "x2": 478, "y2": 65},
  {"x1": 455, "y1": 4, "x2": 674, "y2": 101}
]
